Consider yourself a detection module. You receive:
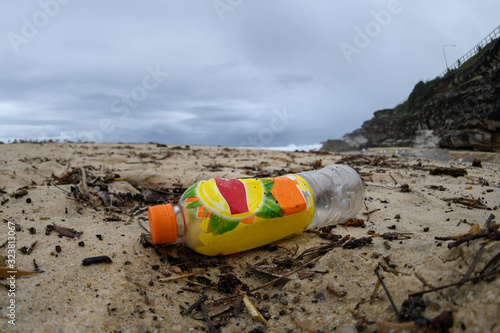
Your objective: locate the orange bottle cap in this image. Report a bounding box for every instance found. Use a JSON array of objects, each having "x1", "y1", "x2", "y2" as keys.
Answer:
[{"x1": 148, "y1": 204, "x2": 177, "y2": 244}]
